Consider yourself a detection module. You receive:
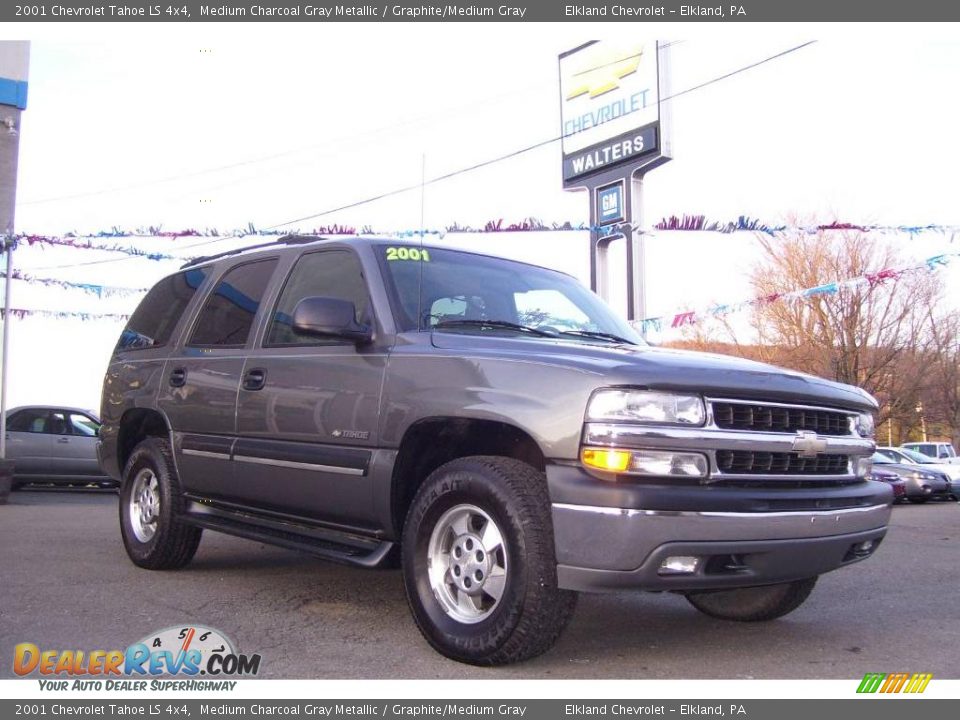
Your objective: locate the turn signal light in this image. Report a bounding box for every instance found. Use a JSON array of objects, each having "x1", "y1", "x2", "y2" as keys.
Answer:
[{"x1": 581, "y1": 448, "x2": 632, "y2": 472}]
